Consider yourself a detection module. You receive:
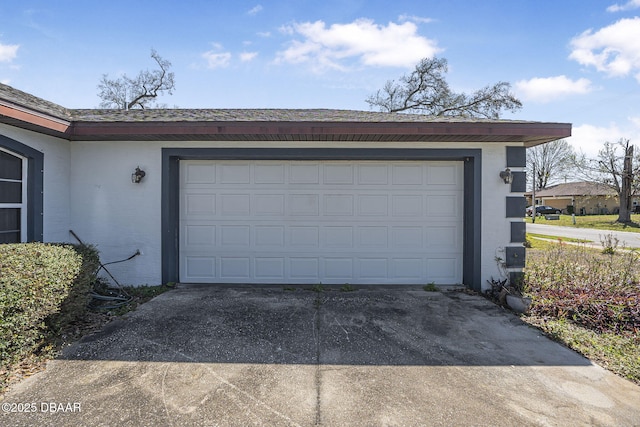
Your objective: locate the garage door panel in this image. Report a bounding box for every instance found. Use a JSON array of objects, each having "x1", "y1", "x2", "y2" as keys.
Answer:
[
  {"x1": 290, "y1": 164, "x2": 319, "y2": 184},
  {"x1": 255, "y1": 225, "x2": 285, "y2": 247},
  {"x1": 426, "y1": 164, "x2": 461, "y2": 186},
  {"x1": 359, "y1": 258, "x2": 388, "y2": 279},
  {"x1": 426, "y1": 258, "x2": 460, "y2": 282},
  {"x1": 184, "y1": 163, "x2": 216, "y2": 184},
  {"x1": 255, "y1": 257, "x2": 285, "y2": 278},
  {"x1": 254, "y1": 194, "x2": 285, "y2": 215},
  {"x1": 392, "y1": 258, "x2": 424, "y2": 279},
  {"x1": 220, "y1": 164, "x2": 250, "y2": 184},
  {"x1": 290, "y1": 226, "x2": 319, "y2": 247},
  {"x1": 358, "y1": 195, "x2": 388, "y2": 216},
  {"x1": 324, "y1": 258, "x2": 354, "y2": 279},
  {"x1": 184, "y1": 256, "x2": 216, "y2": 279},
  {"x1": 184, "y1": 224, "x2": 216, "y2": 247},
  {"x1": 220, "y1": 257, "x2": 251, "y2": 278},
  {"x1": 290, "y1": 258, "x2": 319, "y2": 278},
  {"x1": 358, "y1": 226, "x2": 388, "y2": 248},
  {"x1": 184, "y1": 193, "x2": 216, "y2": 216},
  {"x1": 323, "y1": 226, "x2": 353, "y2": 248},
  {"x1": 392, "y1": 195, "x2": 423, "y2": 217},
  {"x1": 220, "y1": 194, "x2": 250, "y2": 216},
  {"x1": 180, "y1": 160, "x2": 463, "y2": 284},
  {"x1": 392, "y1": 165, "x2": 423, "y2": 185},
  {"x1": 324, "y1": 194, "x2": 354, "y2": 216},
  {"x1": 392, "y1": 227, "x2": 423, "y2": 249},
  {"x1": 254, "y1": 164, "x2": 285, "y2": 184},
  {"x1": 323, "y1": 164, "x2": 354, "y2": 184},
  {"x1": 289, "y1": 194, "x2": 320, "y2": 216},
  {"x1": 358, "y1": 165, "x2": 388, "y2": 185},
  {"x1": 426, "y1": 194, "x2": 462, "y2": 217},
  {"x1": 220, "y1": 225, "x2": 250, "y2": 247}
]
